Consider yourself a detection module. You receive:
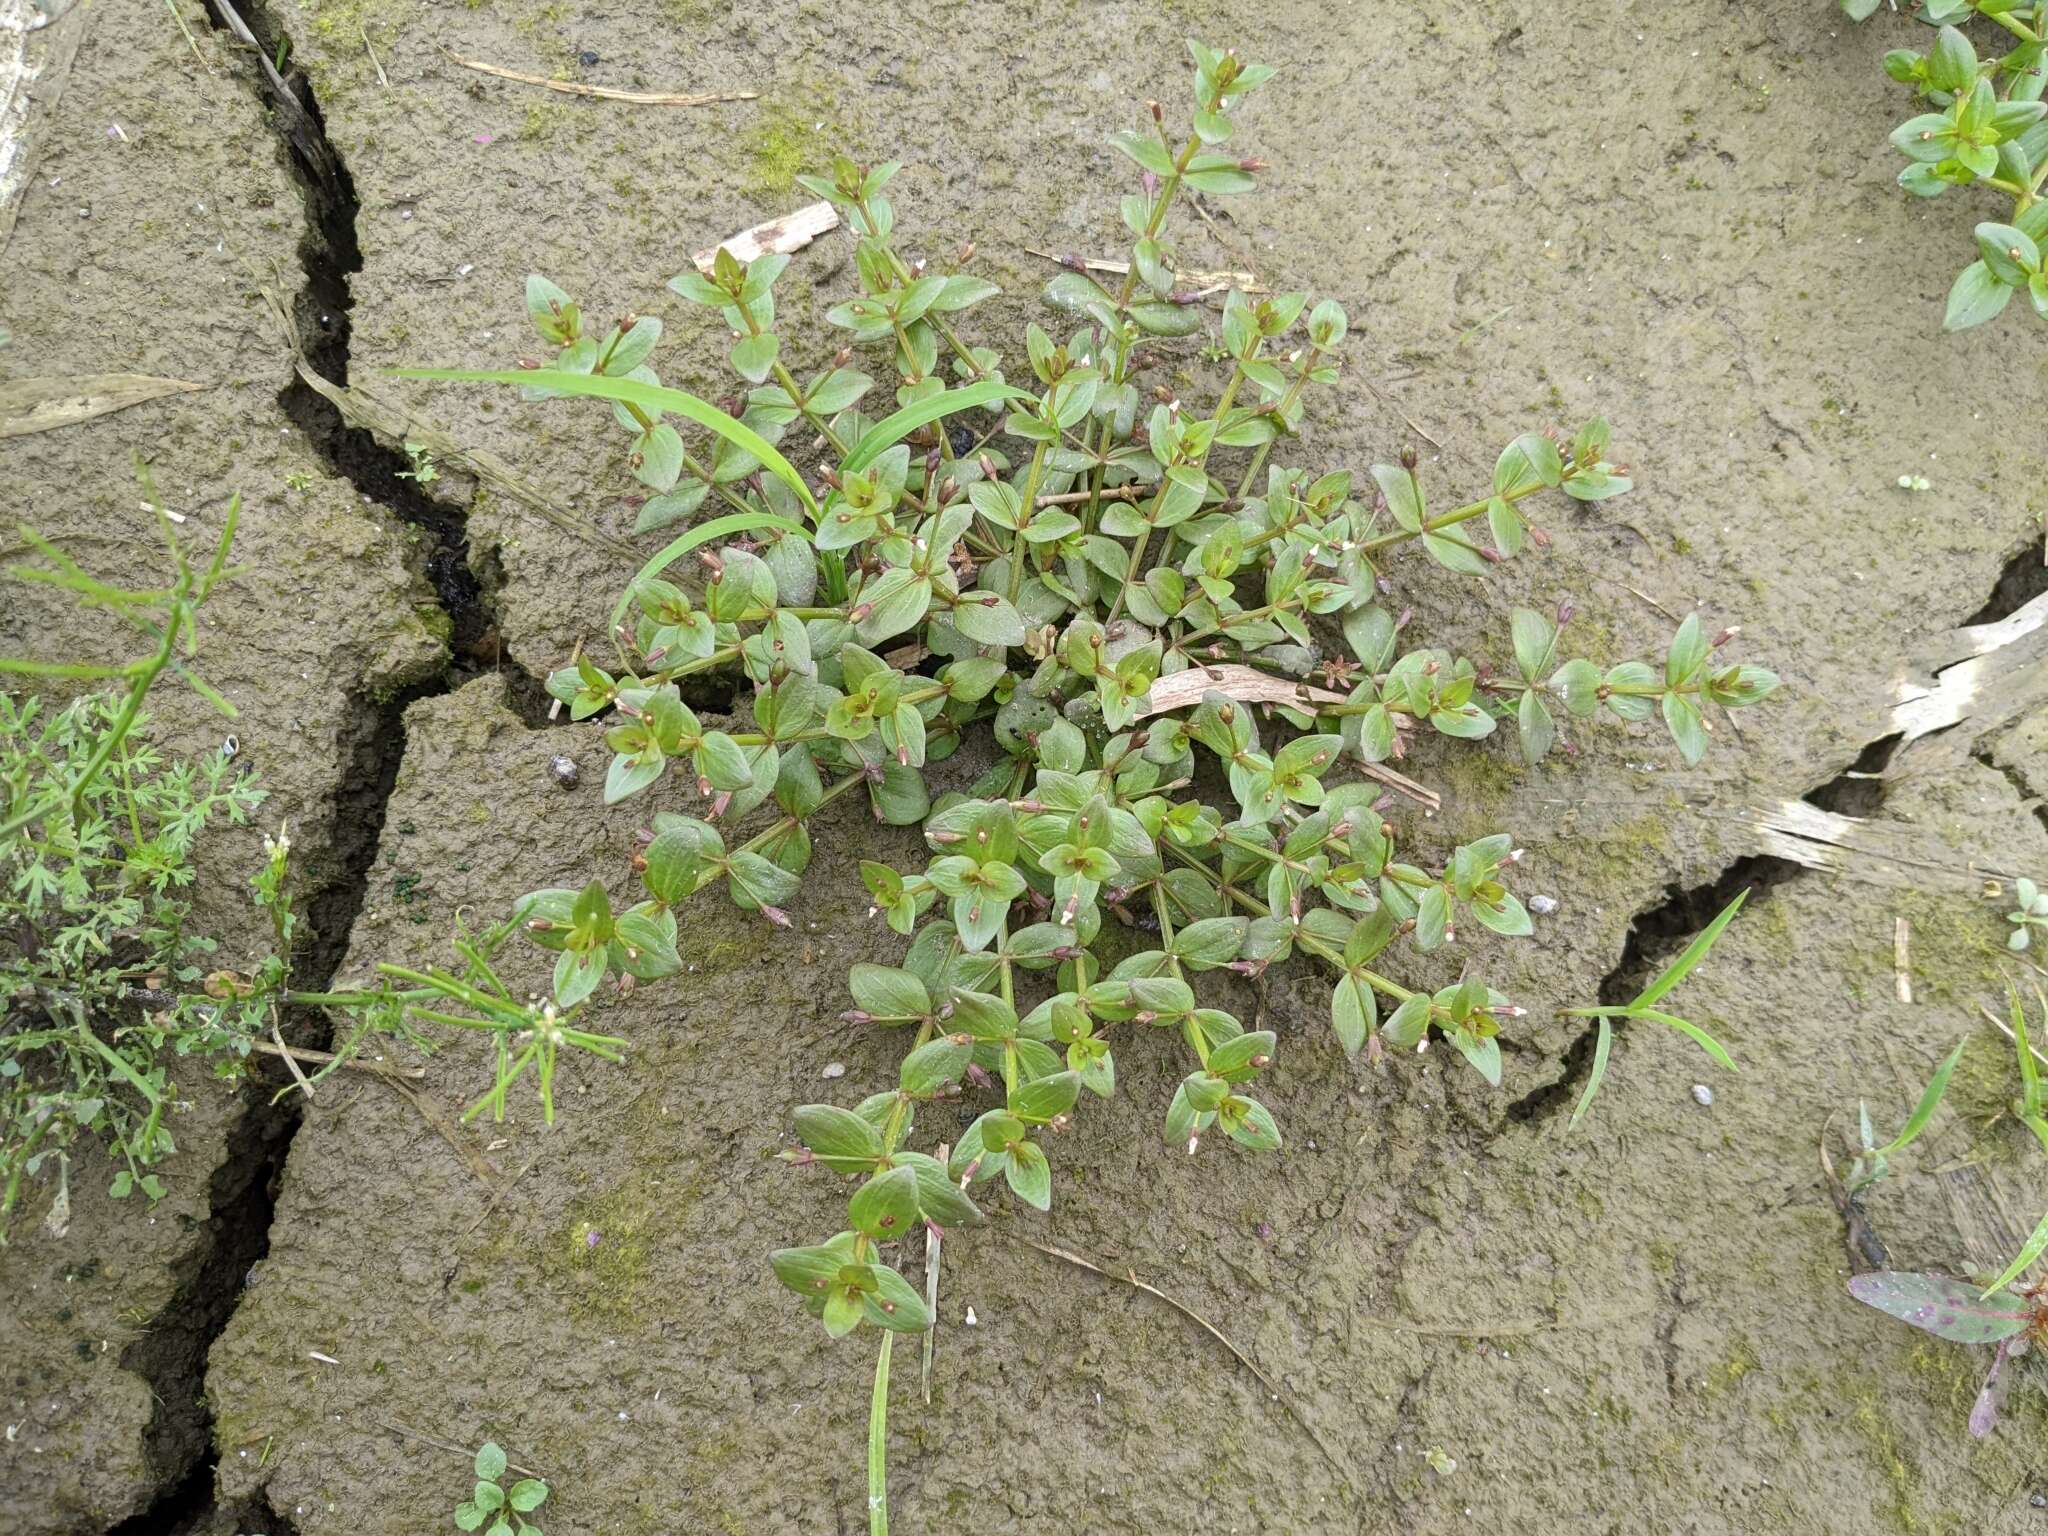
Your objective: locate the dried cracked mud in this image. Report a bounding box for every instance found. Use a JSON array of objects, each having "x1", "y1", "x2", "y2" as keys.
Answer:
[{"x1": 4, "y1": 0, "x2": 2047, "y2": 1532}]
